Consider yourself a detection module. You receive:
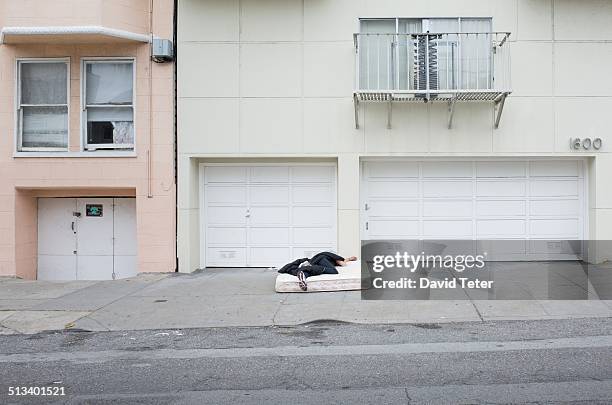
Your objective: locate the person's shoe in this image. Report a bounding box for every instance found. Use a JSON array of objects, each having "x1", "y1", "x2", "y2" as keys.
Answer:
[{"x1": 297, "y1": 271, "x2": 308, "y2": 291}]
